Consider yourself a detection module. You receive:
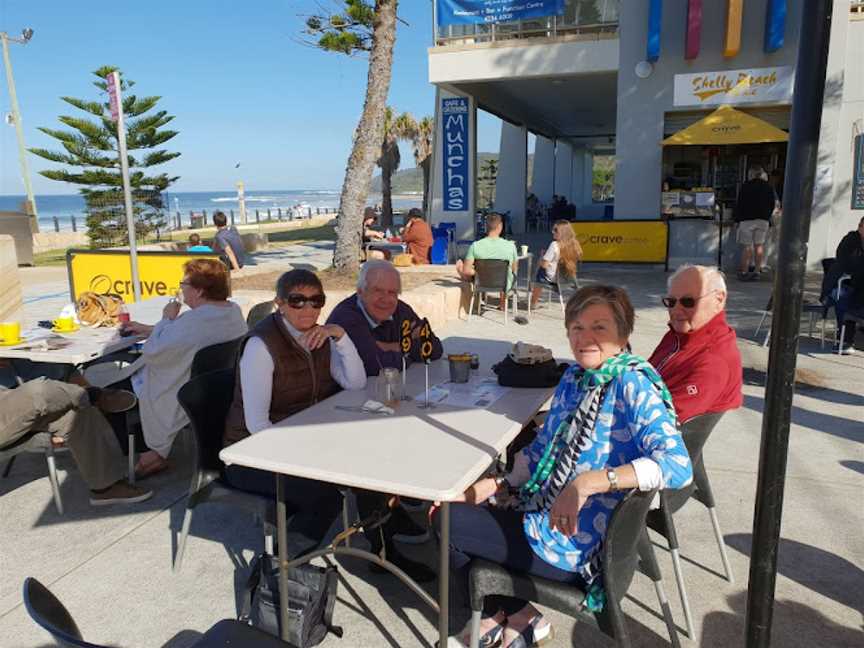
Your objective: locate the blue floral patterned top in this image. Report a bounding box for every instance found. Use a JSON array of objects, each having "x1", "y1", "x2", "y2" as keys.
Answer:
[{"x1": 521, "y1": 365, "x2": 693, "y2": 581}]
